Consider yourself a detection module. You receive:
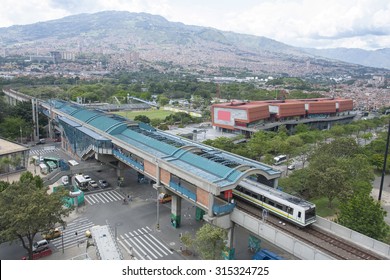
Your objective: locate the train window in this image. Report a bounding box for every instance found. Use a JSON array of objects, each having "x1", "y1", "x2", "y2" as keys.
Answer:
[
  {"x1": 305, "y1": 208, "x2": 316, "y2": 221},
  {"x1": 268, "y1": 201, "x2": 274, "y2": 207},
  {"x1": 251, "y1": 193, "x2": 259, "y2": 199},
  {"x1": 298, "y1": 211, "x2": 301, "y2": 218},
  {"x1": 287, "y1": 207, "x2": 293, "y2": 215},
  {"x1": 276, "y1": 204, "x2": 283, "y2": 210}
]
